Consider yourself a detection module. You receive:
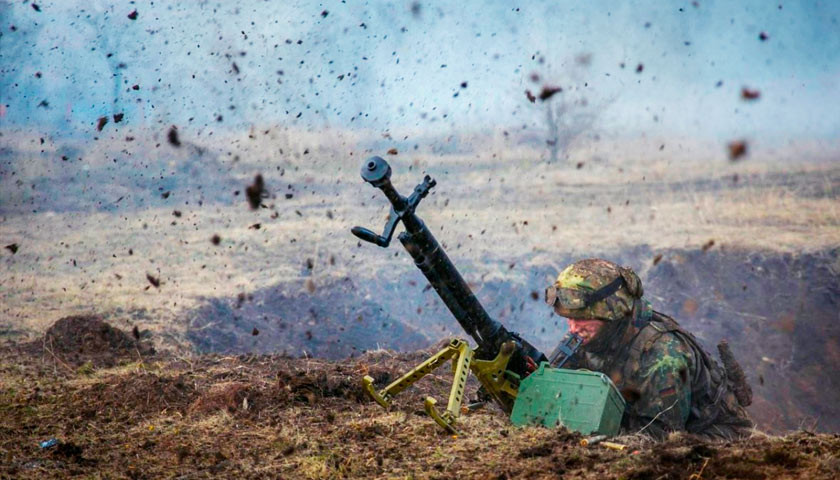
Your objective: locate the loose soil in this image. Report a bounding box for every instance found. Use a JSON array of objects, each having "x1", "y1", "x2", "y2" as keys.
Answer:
[
  {"x1": 1, "y1": 319, "x2": 838, "y2": 479},
  {"x1": 18, "y1": 315, "x2": 155, "y2": 369}
]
